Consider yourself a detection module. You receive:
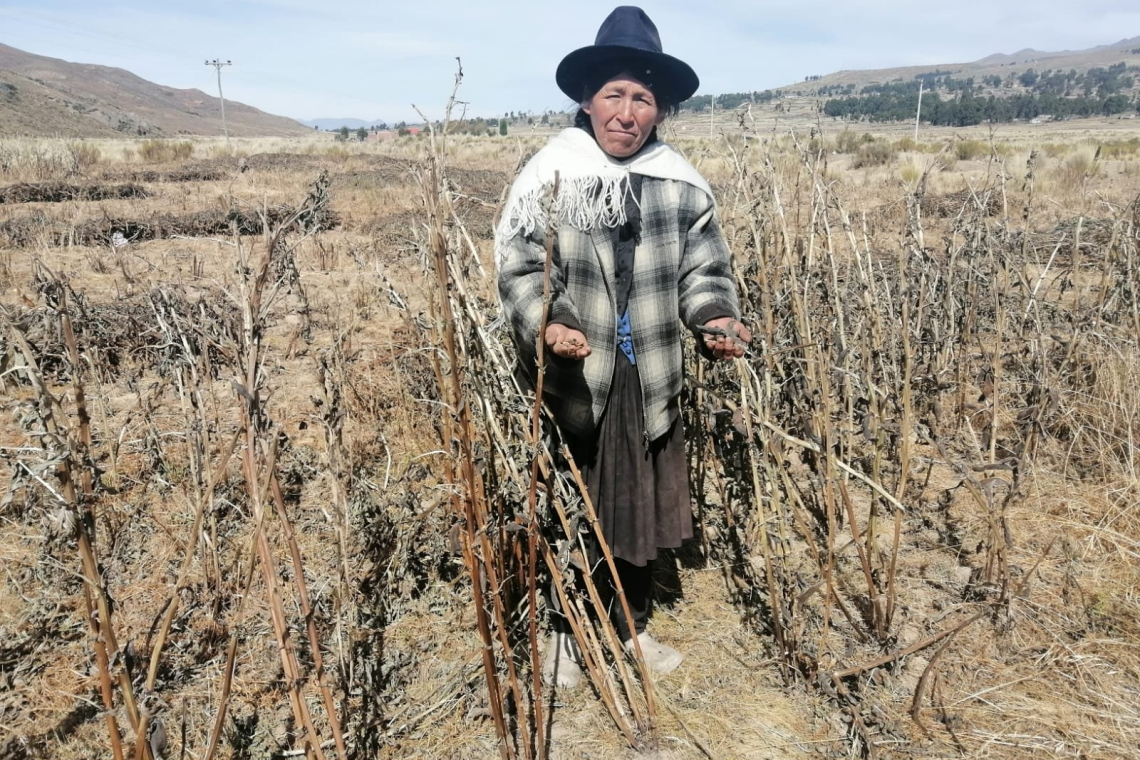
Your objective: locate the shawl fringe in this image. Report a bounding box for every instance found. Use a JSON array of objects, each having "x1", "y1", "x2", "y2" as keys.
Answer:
[{"x1": 494, "y1": 128, "x2": 713, "y2": 267}]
